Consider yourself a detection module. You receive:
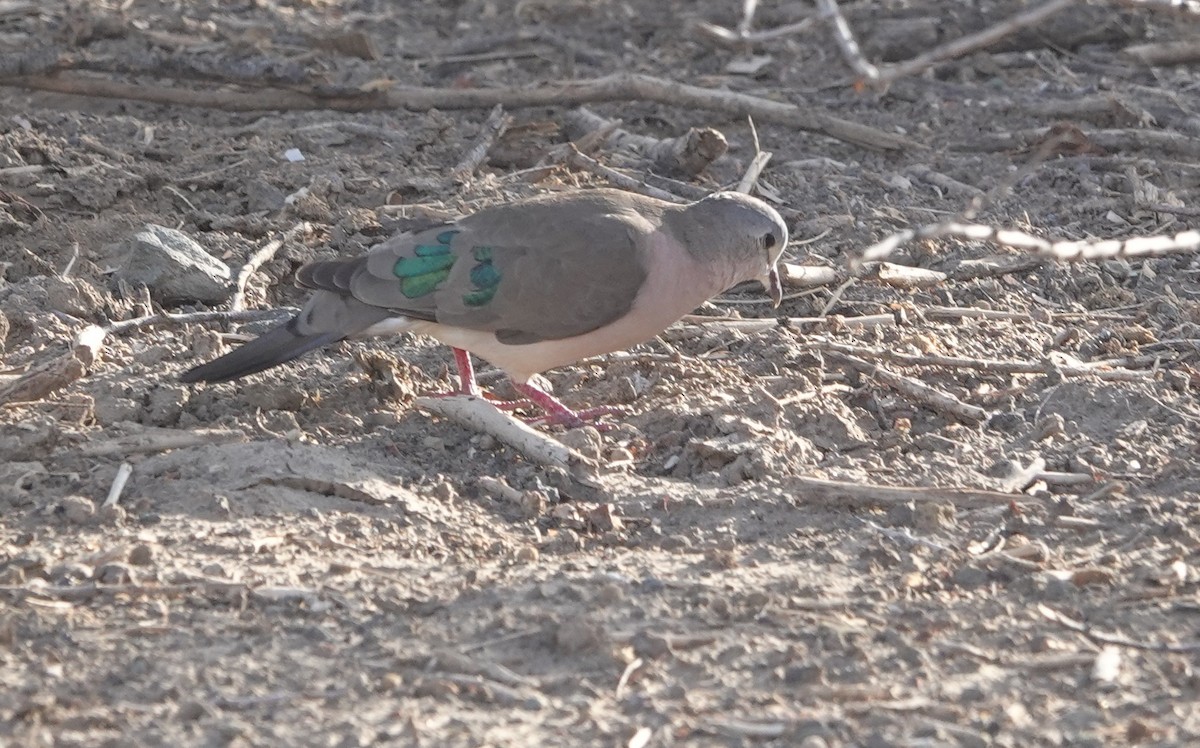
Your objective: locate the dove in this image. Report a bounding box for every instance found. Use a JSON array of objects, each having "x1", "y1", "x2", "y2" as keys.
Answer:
[{"x1": 180, "y1": 188, "x2": 788, "y2": 426}]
